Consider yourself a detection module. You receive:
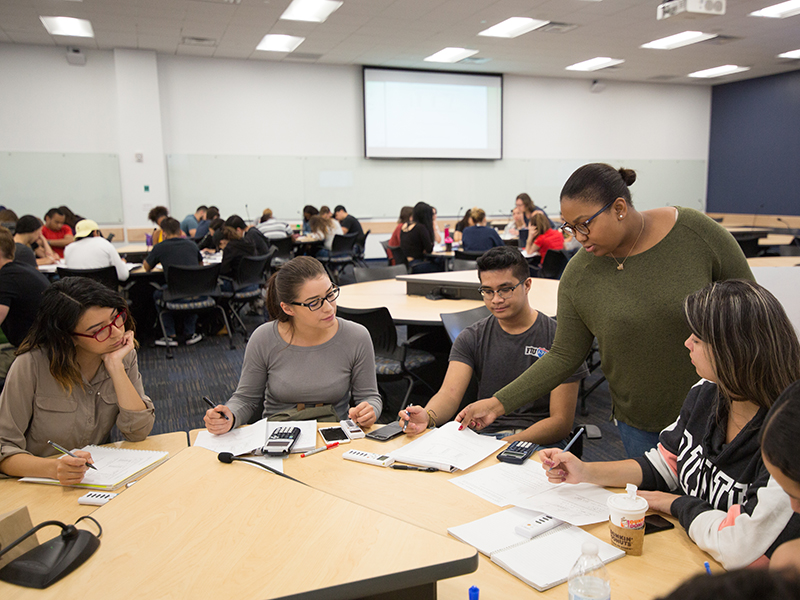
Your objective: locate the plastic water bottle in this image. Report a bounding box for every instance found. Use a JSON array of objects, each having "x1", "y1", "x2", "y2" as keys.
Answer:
[{"x1": 568, "y1": 542, "x2": 611, "y2": 600}]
